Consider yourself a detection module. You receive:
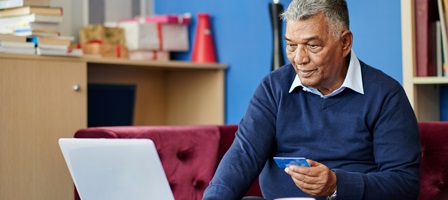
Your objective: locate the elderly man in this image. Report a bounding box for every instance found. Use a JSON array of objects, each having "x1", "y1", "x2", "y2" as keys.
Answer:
[{"x1": 203, "y1": 0, "x2": 421, "y2": 199}]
